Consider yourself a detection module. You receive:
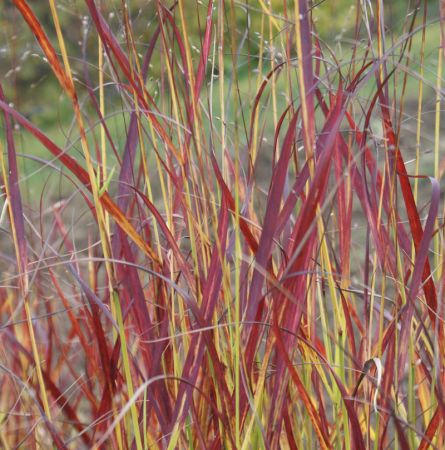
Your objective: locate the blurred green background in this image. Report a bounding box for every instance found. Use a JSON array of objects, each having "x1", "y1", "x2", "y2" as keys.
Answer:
[
  {"x1": 0, "y1": 0, "x2": 440, "y2": 126},
  {"x1": 0, "y1": 0, "x2": 442, "y2": 201}
]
